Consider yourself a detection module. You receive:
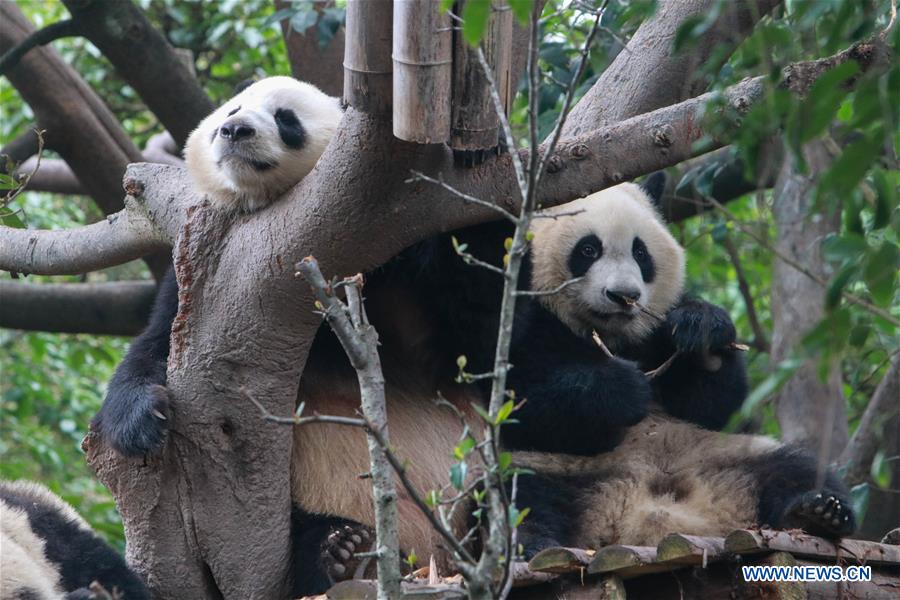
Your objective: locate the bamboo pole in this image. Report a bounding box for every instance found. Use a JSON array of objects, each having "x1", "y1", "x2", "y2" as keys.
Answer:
[
  {"x1": 450, "y1": 1, "x2": 513, "y2": 154},
  {"x1": 343, "y1": 0, "x2": 393, "y2": 114},
  {"x1": 392, "y1": 0, "x2": 452, "y2": 143}
]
